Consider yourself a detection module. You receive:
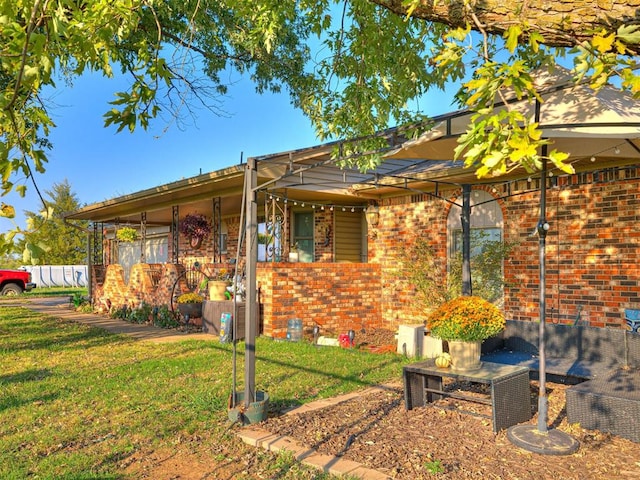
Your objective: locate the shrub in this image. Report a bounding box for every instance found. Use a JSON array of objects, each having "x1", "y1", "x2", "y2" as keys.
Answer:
[
  {"x1": 153, "y1": 305, "x2": 180, "y2": 329},
  {"x1": 129, "y1": 302, "x2": 152, "y2": 324}
]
